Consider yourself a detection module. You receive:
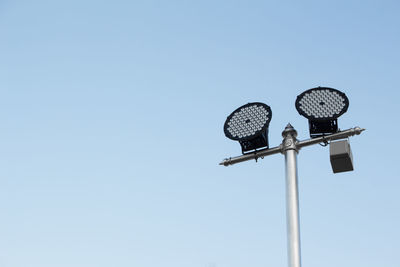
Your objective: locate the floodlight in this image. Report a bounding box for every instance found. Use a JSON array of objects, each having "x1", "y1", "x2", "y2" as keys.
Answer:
[
  {"x1": 295, "y1": 87, "x2": 349, "y2": 138},
  {"x1": 224, "y1": 102, "x2": 272, "y2": 153}
]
